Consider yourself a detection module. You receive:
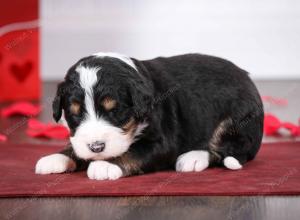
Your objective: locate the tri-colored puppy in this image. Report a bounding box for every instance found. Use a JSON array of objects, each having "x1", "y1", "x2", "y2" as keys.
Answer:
[{"x1": 36, "y1": 53, "x2": 264, "y2": 180}]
